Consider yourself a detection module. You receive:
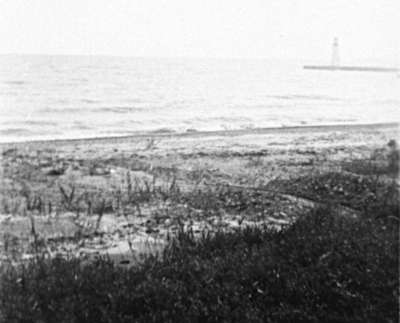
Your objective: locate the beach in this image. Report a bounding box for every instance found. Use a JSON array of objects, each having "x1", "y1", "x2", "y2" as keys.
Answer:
[
  {"x1": 1, "y1": 122, "x2": 398, "y2": 263},
  {"x1": 1, "y1": 2, "x2": 399, "y2": 320}
]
